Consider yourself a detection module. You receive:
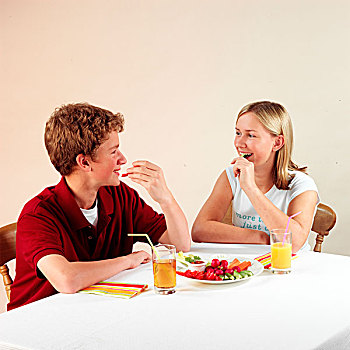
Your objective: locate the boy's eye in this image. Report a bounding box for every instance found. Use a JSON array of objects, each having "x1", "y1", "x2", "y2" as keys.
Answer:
[
  {"x1": 112, "y1": 150, "x2": 117, "y2": 154},
  {"x1": 235, "y1": 131, "x2": 241, "y2": 136},
  {"x1": 248, "y1": 134, "x2": 255, "y2": 138}
]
